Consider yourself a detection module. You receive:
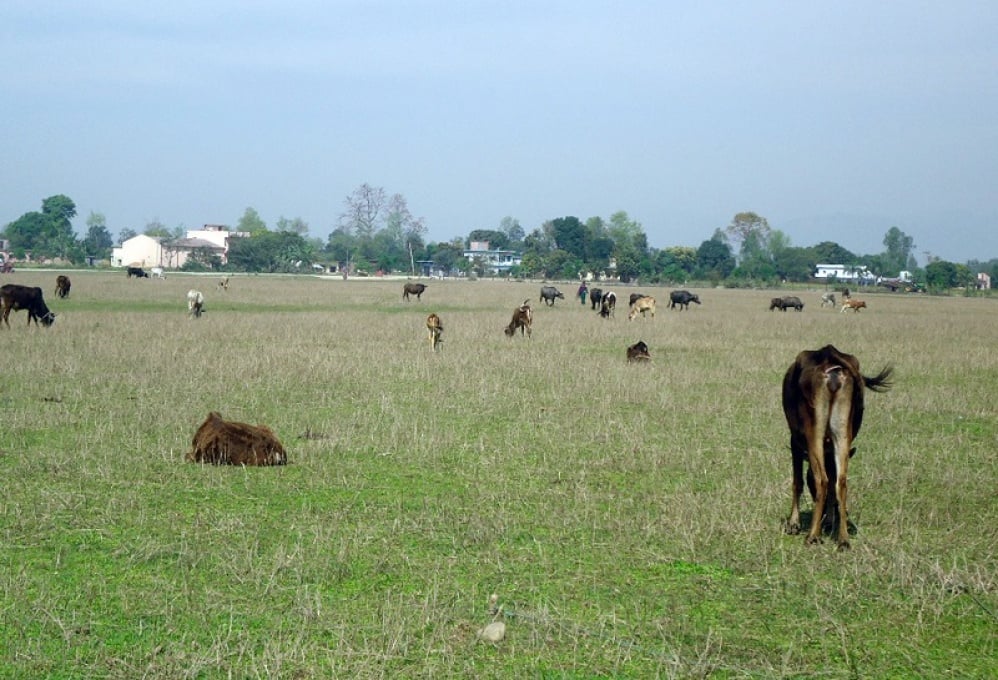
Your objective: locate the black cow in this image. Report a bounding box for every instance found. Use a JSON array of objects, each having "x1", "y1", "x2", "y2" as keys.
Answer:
[
  {"x1": 782, "y1": 345, "x2": 892, "y2": 549},
  {"x1": 626, "y1": 340, "x2": 651, "y2": 362},
  {"x1": 127, "y1": 266, "x2": 149, "y2": 278},
  {"x1": 539, "y1": 286, "x2": 565, "y2": 306},
  {"x1": 402, "y1": 282, "x2": 427, "y2": 301},
  {"x1": 770, "y1": 296, "x2": 804, "y2": 312},
  {"x1": 0, "y1": 284, "x2": 56, "y2": 328},
  {"x1": 55, "y1": 275, "x2": 71, "y2": 299},
  {"x1": 669, "y1": 290, "x2": 701, "y2": 310},
  {"x1": 589, "y1": 288, "x2": 603, "y2": 311}
]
